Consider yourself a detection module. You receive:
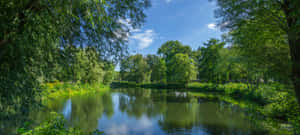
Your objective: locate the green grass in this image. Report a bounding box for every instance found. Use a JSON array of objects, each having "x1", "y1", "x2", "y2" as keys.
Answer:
[
  {"x1": 111, "y1": 81, "x2": 187, "y2": 89},
  {"x1": 42, "y1": 82, "x2": 110, "y2": 100}
]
